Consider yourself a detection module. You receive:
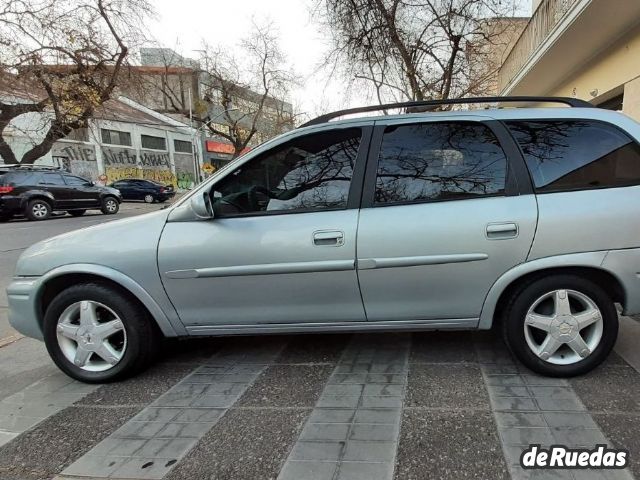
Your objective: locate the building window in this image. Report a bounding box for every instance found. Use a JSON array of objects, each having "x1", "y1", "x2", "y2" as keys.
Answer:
[
  {"x1": 101, "y1": 129, "x2": 132, "y2": 146},
  {"x1": 374, "y1": 122, "x2": 507, "y2": 205},
  {"x1": 174, "y1": 139, "x2": 193, "y2": 153},
  {"x1": 141, "y1": 134, "x2": 167, "y2": 150},
  {"x1": 506, "y1": 120, "x2": 640, "y2": 193}
]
